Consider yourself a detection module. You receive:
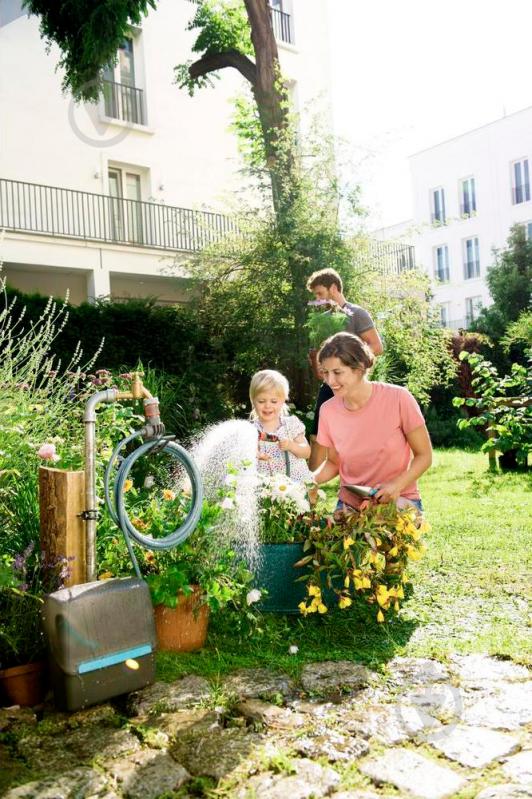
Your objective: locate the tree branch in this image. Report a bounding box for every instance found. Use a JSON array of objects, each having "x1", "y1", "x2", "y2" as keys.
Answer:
[{"x1": 189, "y1": 49, "x2": 257, "y2": 86}]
